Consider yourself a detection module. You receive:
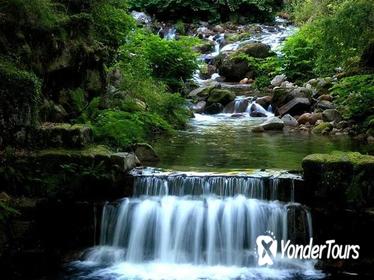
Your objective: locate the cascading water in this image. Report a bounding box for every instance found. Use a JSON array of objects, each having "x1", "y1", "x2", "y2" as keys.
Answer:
[{"x1": 70, "y1": 170, "x2": 323, "y2": 280}]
